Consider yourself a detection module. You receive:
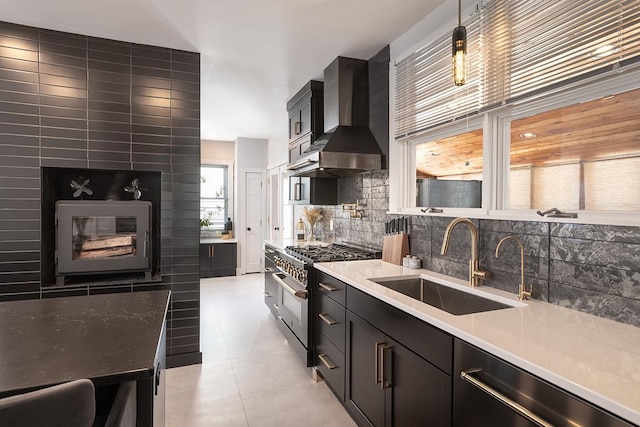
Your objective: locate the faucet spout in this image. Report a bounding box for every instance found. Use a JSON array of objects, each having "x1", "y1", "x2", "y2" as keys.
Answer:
[
  {"x1": 495, "y1": 235, "x2": 532, "y2": 301},
  {"x1": 440, "y1": 217, "x2": 489, "y2": 287}
]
